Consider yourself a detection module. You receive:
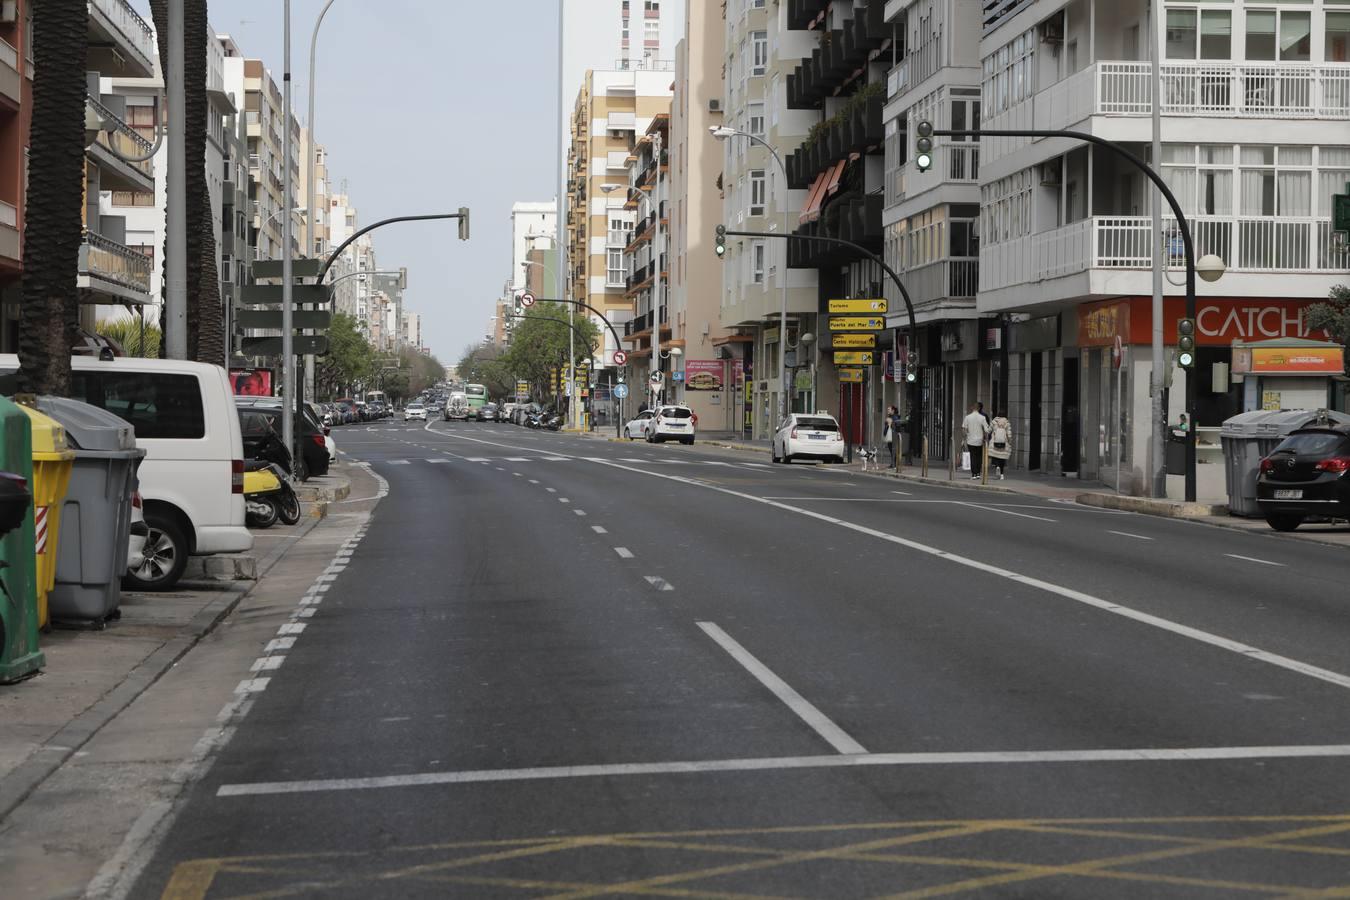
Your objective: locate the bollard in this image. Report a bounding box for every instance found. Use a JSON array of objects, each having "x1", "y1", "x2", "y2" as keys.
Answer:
[
  {"x1": 981, "y1": 442, "x2": 990, "y2": 485},
  {"x1": 921, "y1": 436, "x2": 929, "y2": 478}
]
